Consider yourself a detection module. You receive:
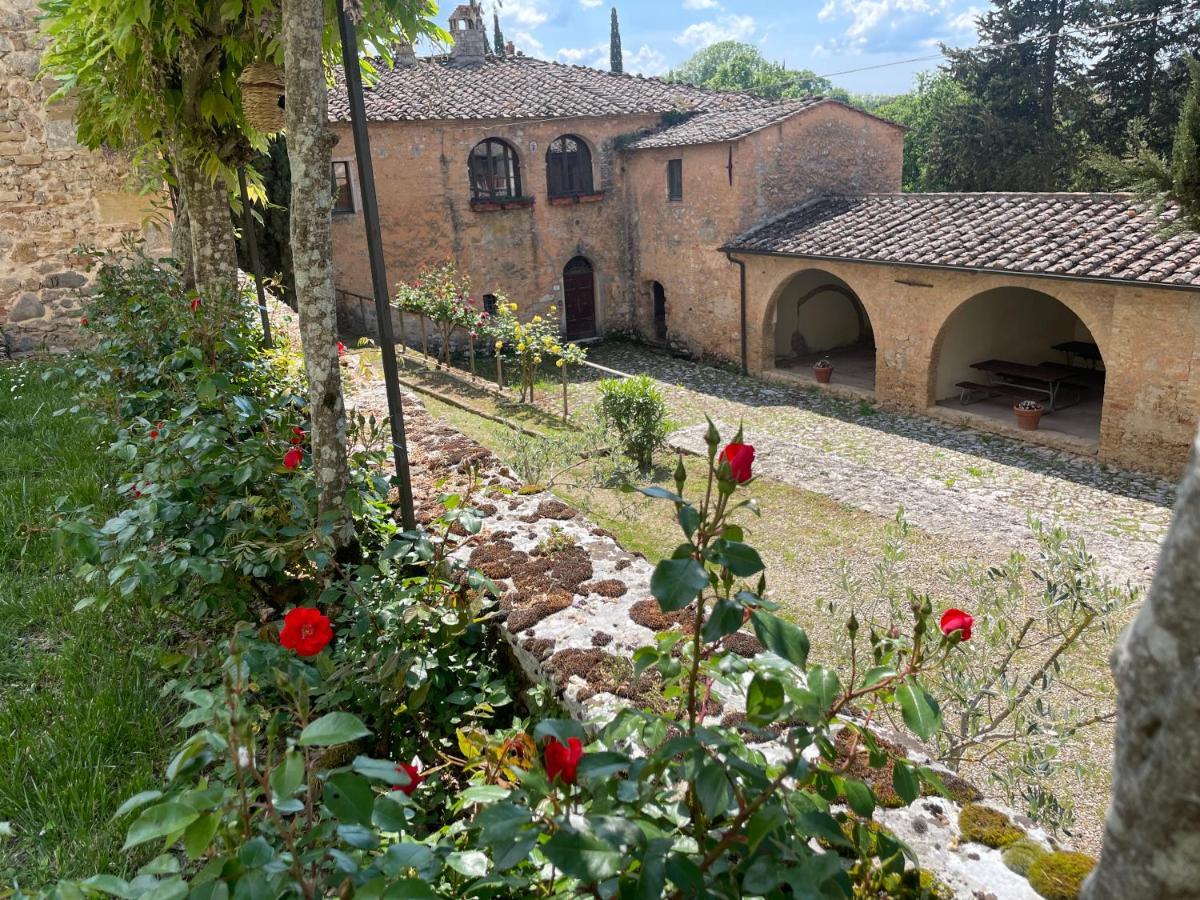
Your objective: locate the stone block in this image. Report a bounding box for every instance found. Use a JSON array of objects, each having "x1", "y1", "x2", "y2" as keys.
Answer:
[
  {"x1": 0, "y1": 190, "x2": 18, "y2": 202},
  {"x1": 13, "y1": 154, "x2": 42, "y2": 165},
  {"x1": 10, "y1": 240, "x2": 36, "y2": 263},
  {"x1": 7, "y1": 292, "x2": 44, "y2": 322},
  {"x1": 0, "y1": 130, "x2": 25, "y2": 143},
  {"x1": 42, "y1": 270, "x2": 86, "y2": 289},
  {"x1": 94, "y1": 190, "x2": 154, "y2": 225}
]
